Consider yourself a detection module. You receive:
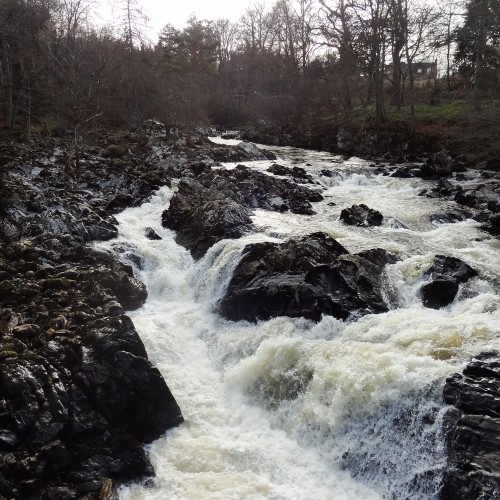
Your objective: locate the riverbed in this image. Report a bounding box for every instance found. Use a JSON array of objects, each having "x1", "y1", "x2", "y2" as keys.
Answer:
[{"x1": 101, "y1": 140, "x2": 500, "y2": 499}]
